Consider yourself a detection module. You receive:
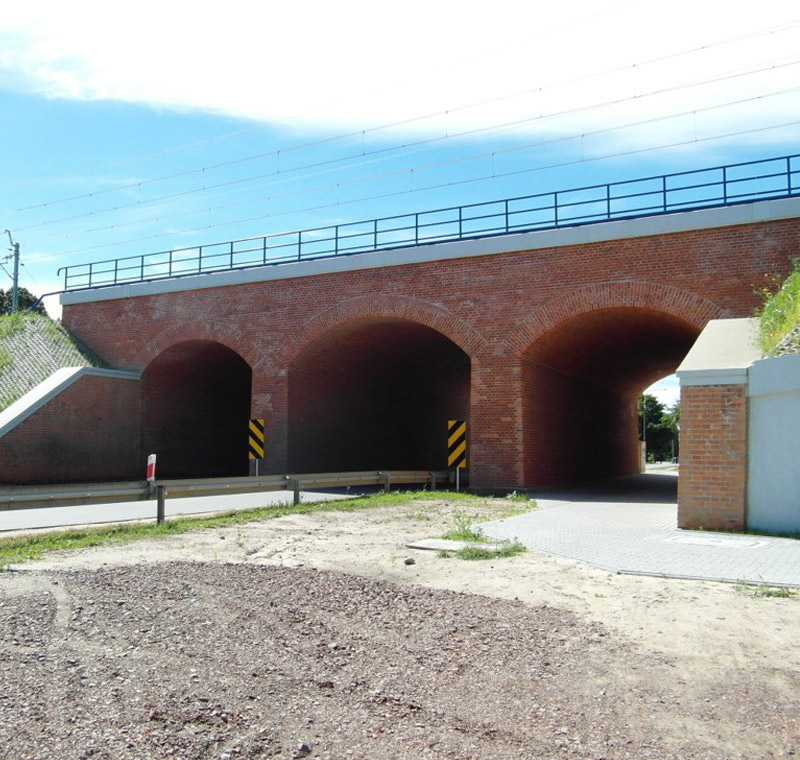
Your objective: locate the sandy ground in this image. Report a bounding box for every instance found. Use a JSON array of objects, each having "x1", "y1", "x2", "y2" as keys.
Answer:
[{"x1": 2, "y1": 496, "x2": 799, "y2": 758}]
